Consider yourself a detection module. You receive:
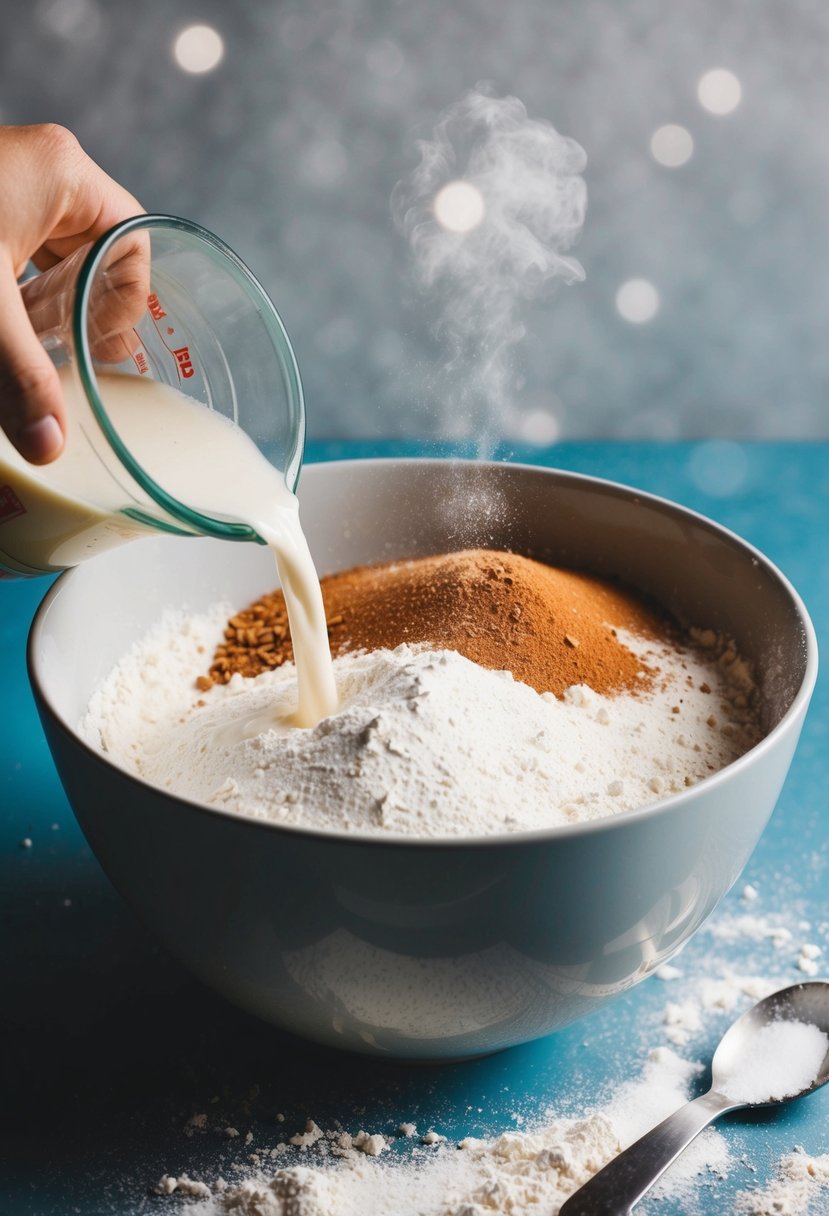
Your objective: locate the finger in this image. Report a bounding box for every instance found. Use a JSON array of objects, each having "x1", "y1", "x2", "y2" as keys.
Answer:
[
  {"x1": 31, "y1": 187, "x2": 145, "y2": 270},
  {"x1": 0, "y1": 125, "x2": 144, "y2": 272},
  {"x1": 29, "y1": 246, "x2": 65, "y2": 272},
  {"x1": 0, "y1": 251, "x2": 64, "y2": 463},
  {"x1": 87, "y1": 229, "x2": 152, "y2": 362},
  {"x1": 31, "y1": 127, "x2": 144, "y2": 259},
  {"x1": 22, "y1": 223, "x2": 151, "y2": 366}
]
